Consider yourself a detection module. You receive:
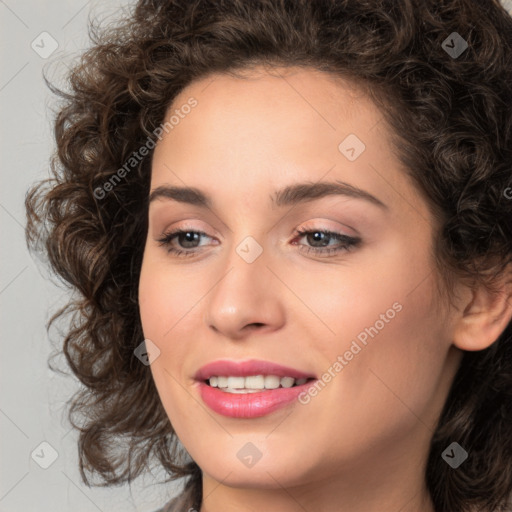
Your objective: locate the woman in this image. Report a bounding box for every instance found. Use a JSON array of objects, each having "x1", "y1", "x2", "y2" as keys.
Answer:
[{"x1": 25, "y1": 0, "x2": 512, "y2": 511}]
